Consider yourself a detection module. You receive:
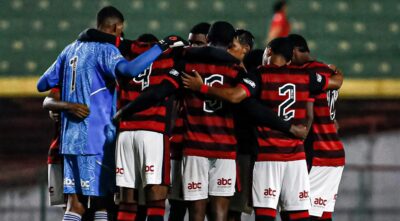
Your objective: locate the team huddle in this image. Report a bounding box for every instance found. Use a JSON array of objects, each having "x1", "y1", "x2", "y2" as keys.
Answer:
[{"x1": 37, "y1": 6, "x2": 345, "y2": 221}]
